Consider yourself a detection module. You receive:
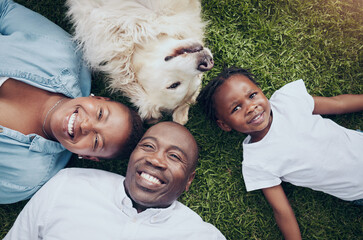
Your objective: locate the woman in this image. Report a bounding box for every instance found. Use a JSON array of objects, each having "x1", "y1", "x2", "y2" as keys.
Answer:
[{"x1": 0, "y1": 0, "x2": 144, "y2": 204}]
